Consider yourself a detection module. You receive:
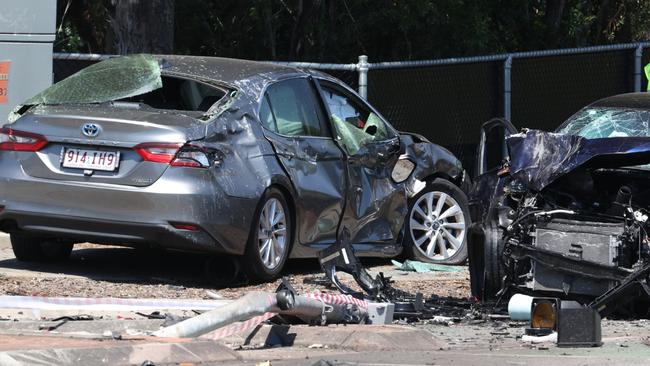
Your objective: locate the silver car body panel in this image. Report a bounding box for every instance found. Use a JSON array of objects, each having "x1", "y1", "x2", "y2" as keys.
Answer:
[{"x1": 0, "y1": 55, "x2": 465, "y2": 259}]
